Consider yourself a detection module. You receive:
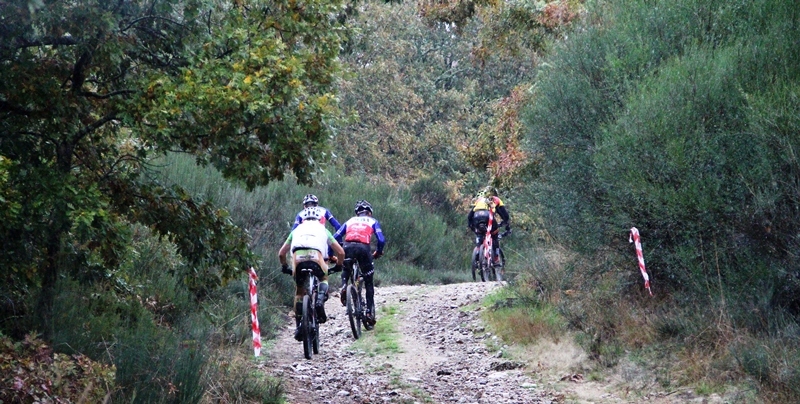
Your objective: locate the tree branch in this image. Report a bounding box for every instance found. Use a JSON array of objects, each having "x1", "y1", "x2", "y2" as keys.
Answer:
[
  {"x1": 119, "y1": 15, "x2": 185, "y2": 32},
  {"x1": 0, "y1": 100, "x2": 37, "y2": 115},
  {"x1": 71, "y1": 51, "x2": 92, "y2": 92},
  {"x1": 12, "y1": 35, "x2": 78, "y2": 50},
  {"x1": 74, "y1": 113, "x2": 117, "y2": 142},
  {"x1": 80, "y1": 89, "x2": 136, "y2": 99}
]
